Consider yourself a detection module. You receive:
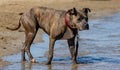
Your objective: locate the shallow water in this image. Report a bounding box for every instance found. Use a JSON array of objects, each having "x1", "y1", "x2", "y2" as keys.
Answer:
[{"x1": 1, "y1": 13, "x2": 120, "y2": 70}]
